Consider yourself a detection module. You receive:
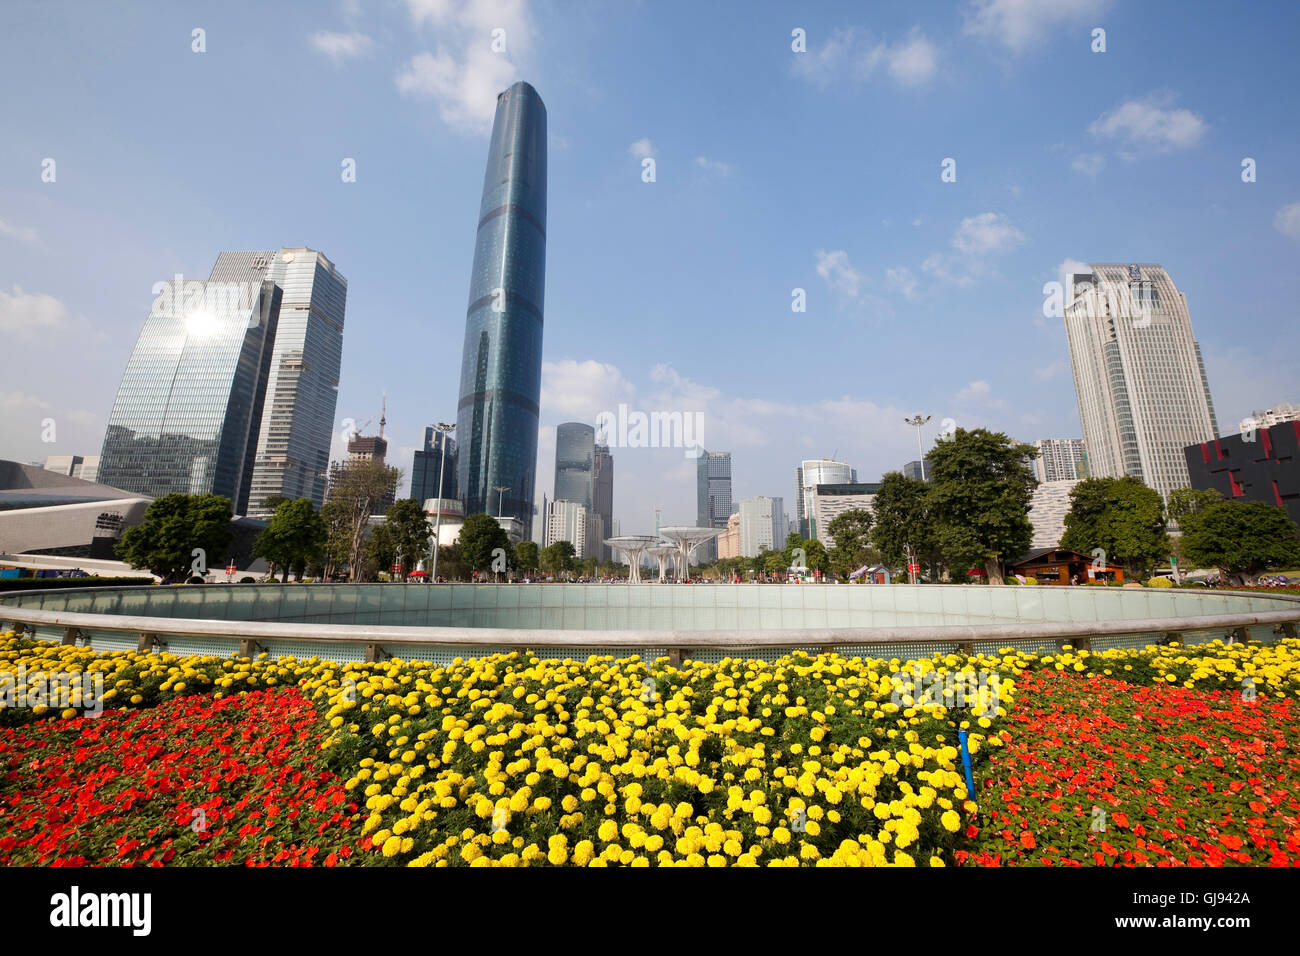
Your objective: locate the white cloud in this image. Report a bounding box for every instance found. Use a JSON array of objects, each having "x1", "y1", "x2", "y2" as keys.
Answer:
[
  {"x1": 955, "y1": 379, "x2": 1007, "y2": 410},
  {"x1": 1274, "y1": 202, "x2": 1300, "y2": 240},
  {"x1": 541, "y1": 359, "x2": 636, "y2": 424},
  {"x1": 815, "y1": 250, "x2": 865, "y2": 298},
  {"x1": 952, "y1": 212, "x2": 1025, "y2": 255},
  {"x1": 628, "y1": 138, "x2": 655, "y2": 160},
  {"x1": 885, "y1": 266, "x2": 918, "y2": 299},
  {"x1": 0, "y1": 285, "x2": 67, "y2": 337},
  {"x1": 963, "y1": 0, "x2": 1111, "y2": 54},
  {"x1": 885, "y1": 29, "x2": 939, "y2": 85},
  {"x1": 1088, "y1": 93, "x2": 1208, "y2": 153},
  {"x1": 694, "y1": 156, "x2": 730, "y2": 176},
  {"x1": 0, "y1": 216, "x2": 39, "y2": 245},
  {"x1": 1070, "y1": 152, "x2": 1105, "y2": 176},
  {"x1": 922, "y1": 213, "x2": 1024, "y2": 286},
  {"x1": 396, "y1": 0, "x2": 531, "y2": 134},
  {"x1": 1034, "y1": 361, "x2": 1066, "y2": 382},
  {"x1": 1057, "y1": 257, "x2": 1089, "y2": 295},
  {"x1": 792, "y1": 25, "x2": 939, "y2": 87},
  {"x1": 309, "y1": 30, "x2": 373, "y2": 60}
]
